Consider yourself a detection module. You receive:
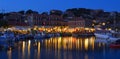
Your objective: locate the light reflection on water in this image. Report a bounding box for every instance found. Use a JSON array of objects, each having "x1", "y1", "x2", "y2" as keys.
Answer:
[
  {"x1": 0, "y1": 37, "x2": 120, "y2": 59},
  {"x1": 42, "y1": 37, "x2": 96, "y2": 51},
  {"x1": 22, "y1": 41, "x2": 25, "y2": 59},
  {"x1": 7, "y1": 48, "x2": 12, "y2": 59}
]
